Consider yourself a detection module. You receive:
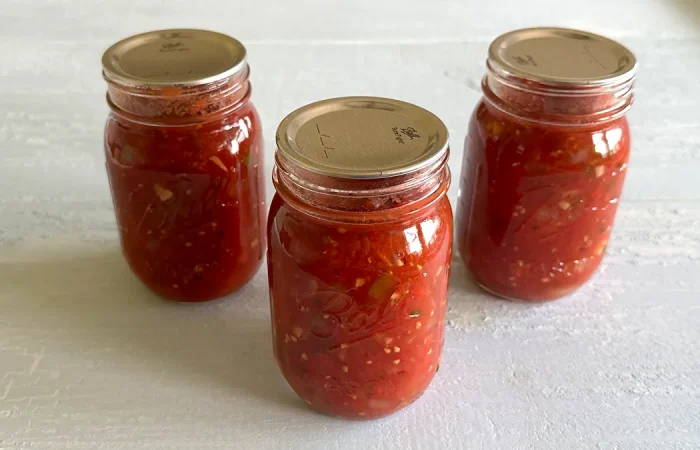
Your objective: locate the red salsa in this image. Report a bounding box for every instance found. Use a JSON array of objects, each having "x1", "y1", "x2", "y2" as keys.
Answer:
[
  {"x1": 456, "y1": 28, "x2": 636, "y2": 301},
  {"x1": 458, "y1": 101, "x2": 629, "y2": 301},
  {"x1": 102, "y1": 30, "x2": 265, "y2": 302},
  {"x1": 268, "y1": 97, "x2": 452, "y2": 419}
]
